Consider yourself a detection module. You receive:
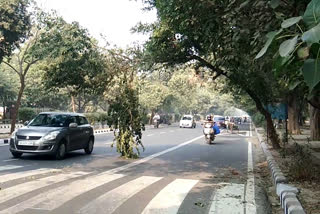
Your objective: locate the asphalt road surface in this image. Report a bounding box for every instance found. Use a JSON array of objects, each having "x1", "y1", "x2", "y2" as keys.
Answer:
[{"x1": 0, "y1": 123, "x2": 269, "y2": 214}]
